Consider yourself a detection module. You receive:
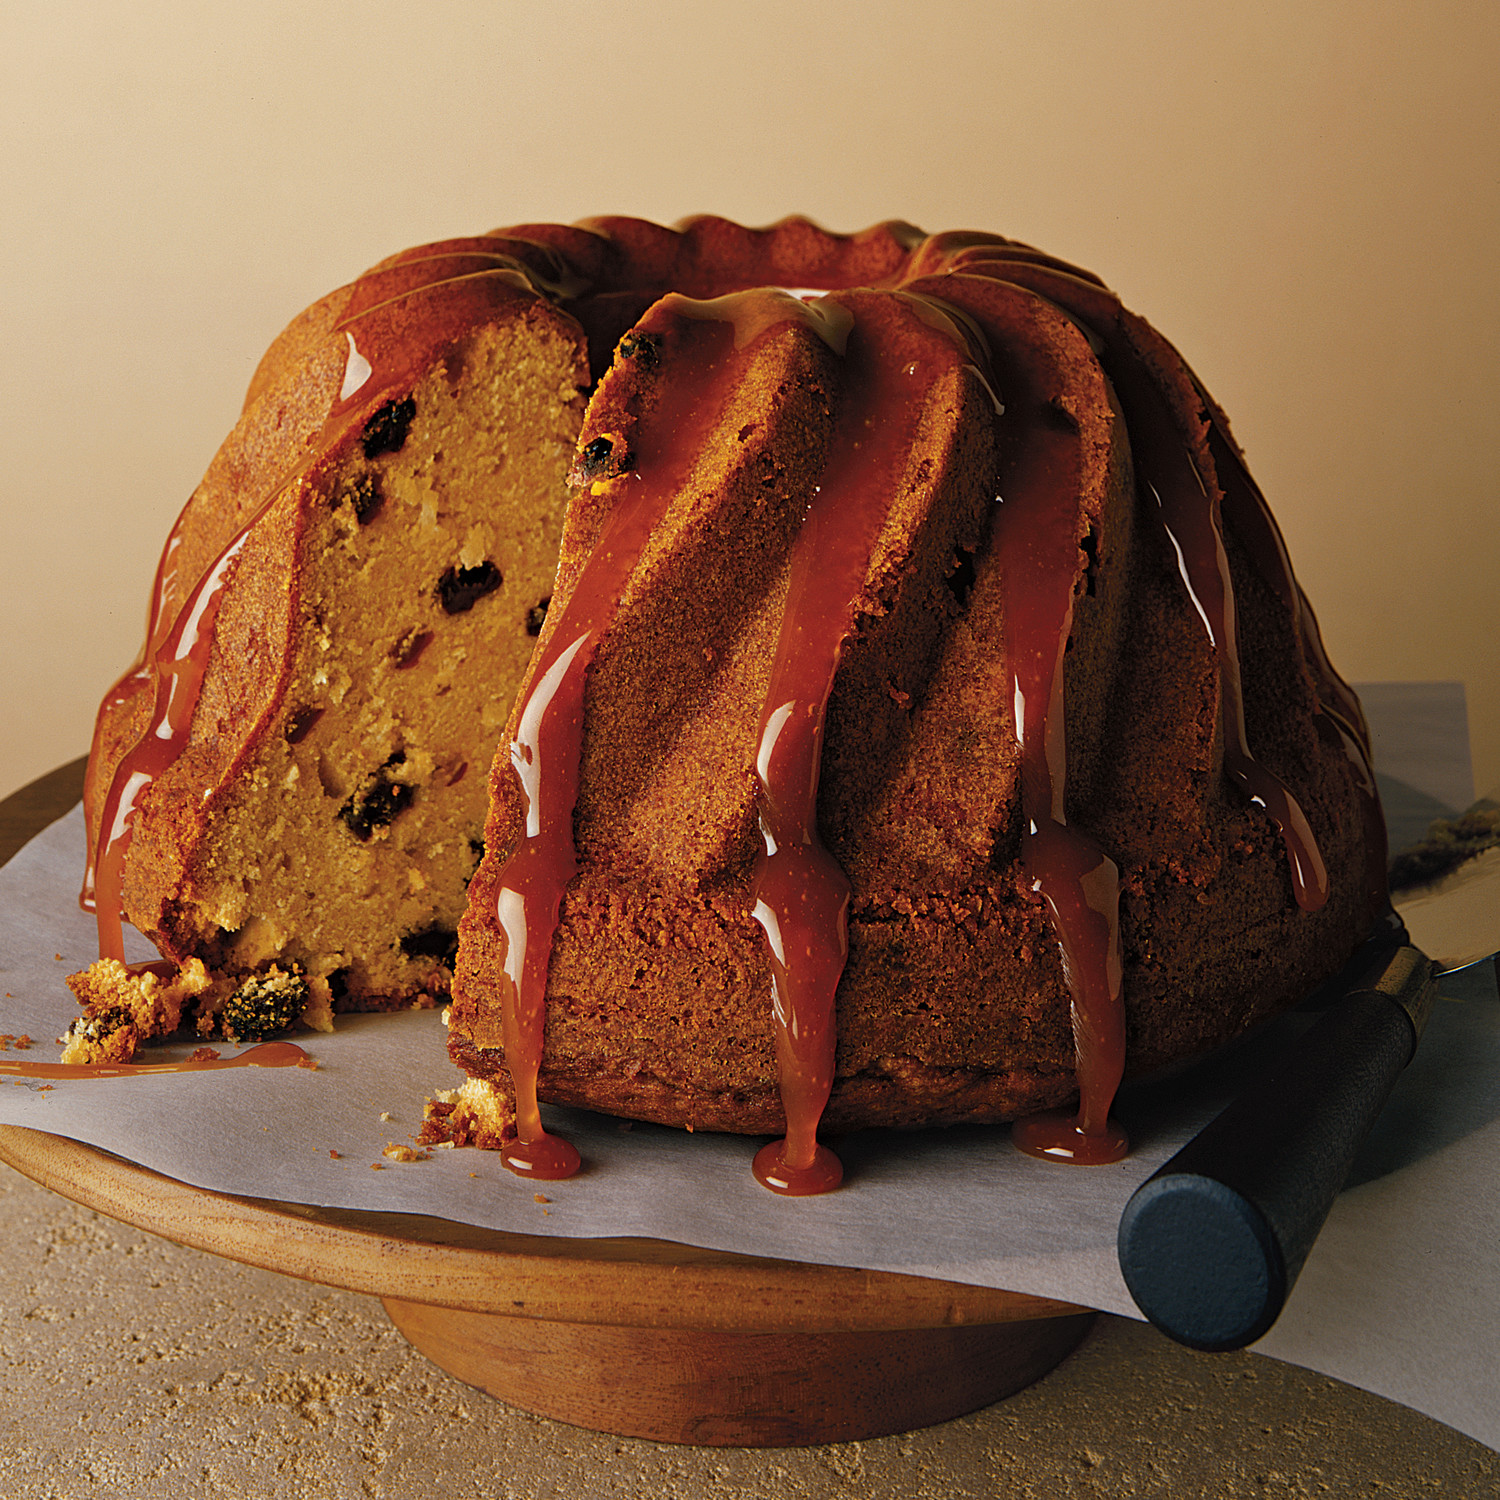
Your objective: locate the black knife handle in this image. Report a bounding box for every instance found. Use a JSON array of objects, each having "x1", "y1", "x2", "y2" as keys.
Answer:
[{"x1": 1117, "y1": 943, "x2": 1438, "y2": 1351}]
